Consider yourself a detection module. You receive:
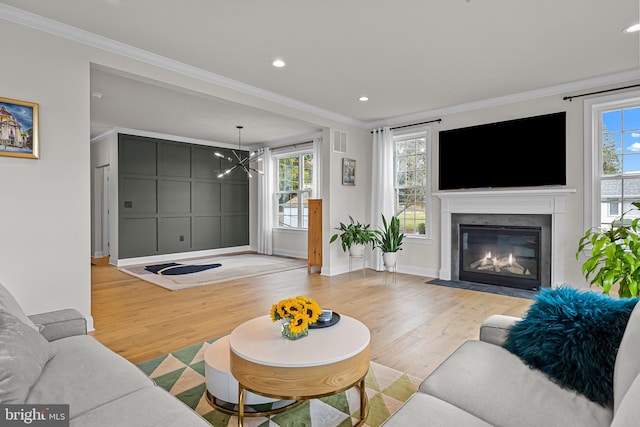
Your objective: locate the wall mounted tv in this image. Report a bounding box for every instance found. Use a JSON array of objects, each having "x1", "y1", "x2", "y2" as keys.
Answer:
[{"x1": 438, "y1": 112, "x2": 566, "y2": 191}]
